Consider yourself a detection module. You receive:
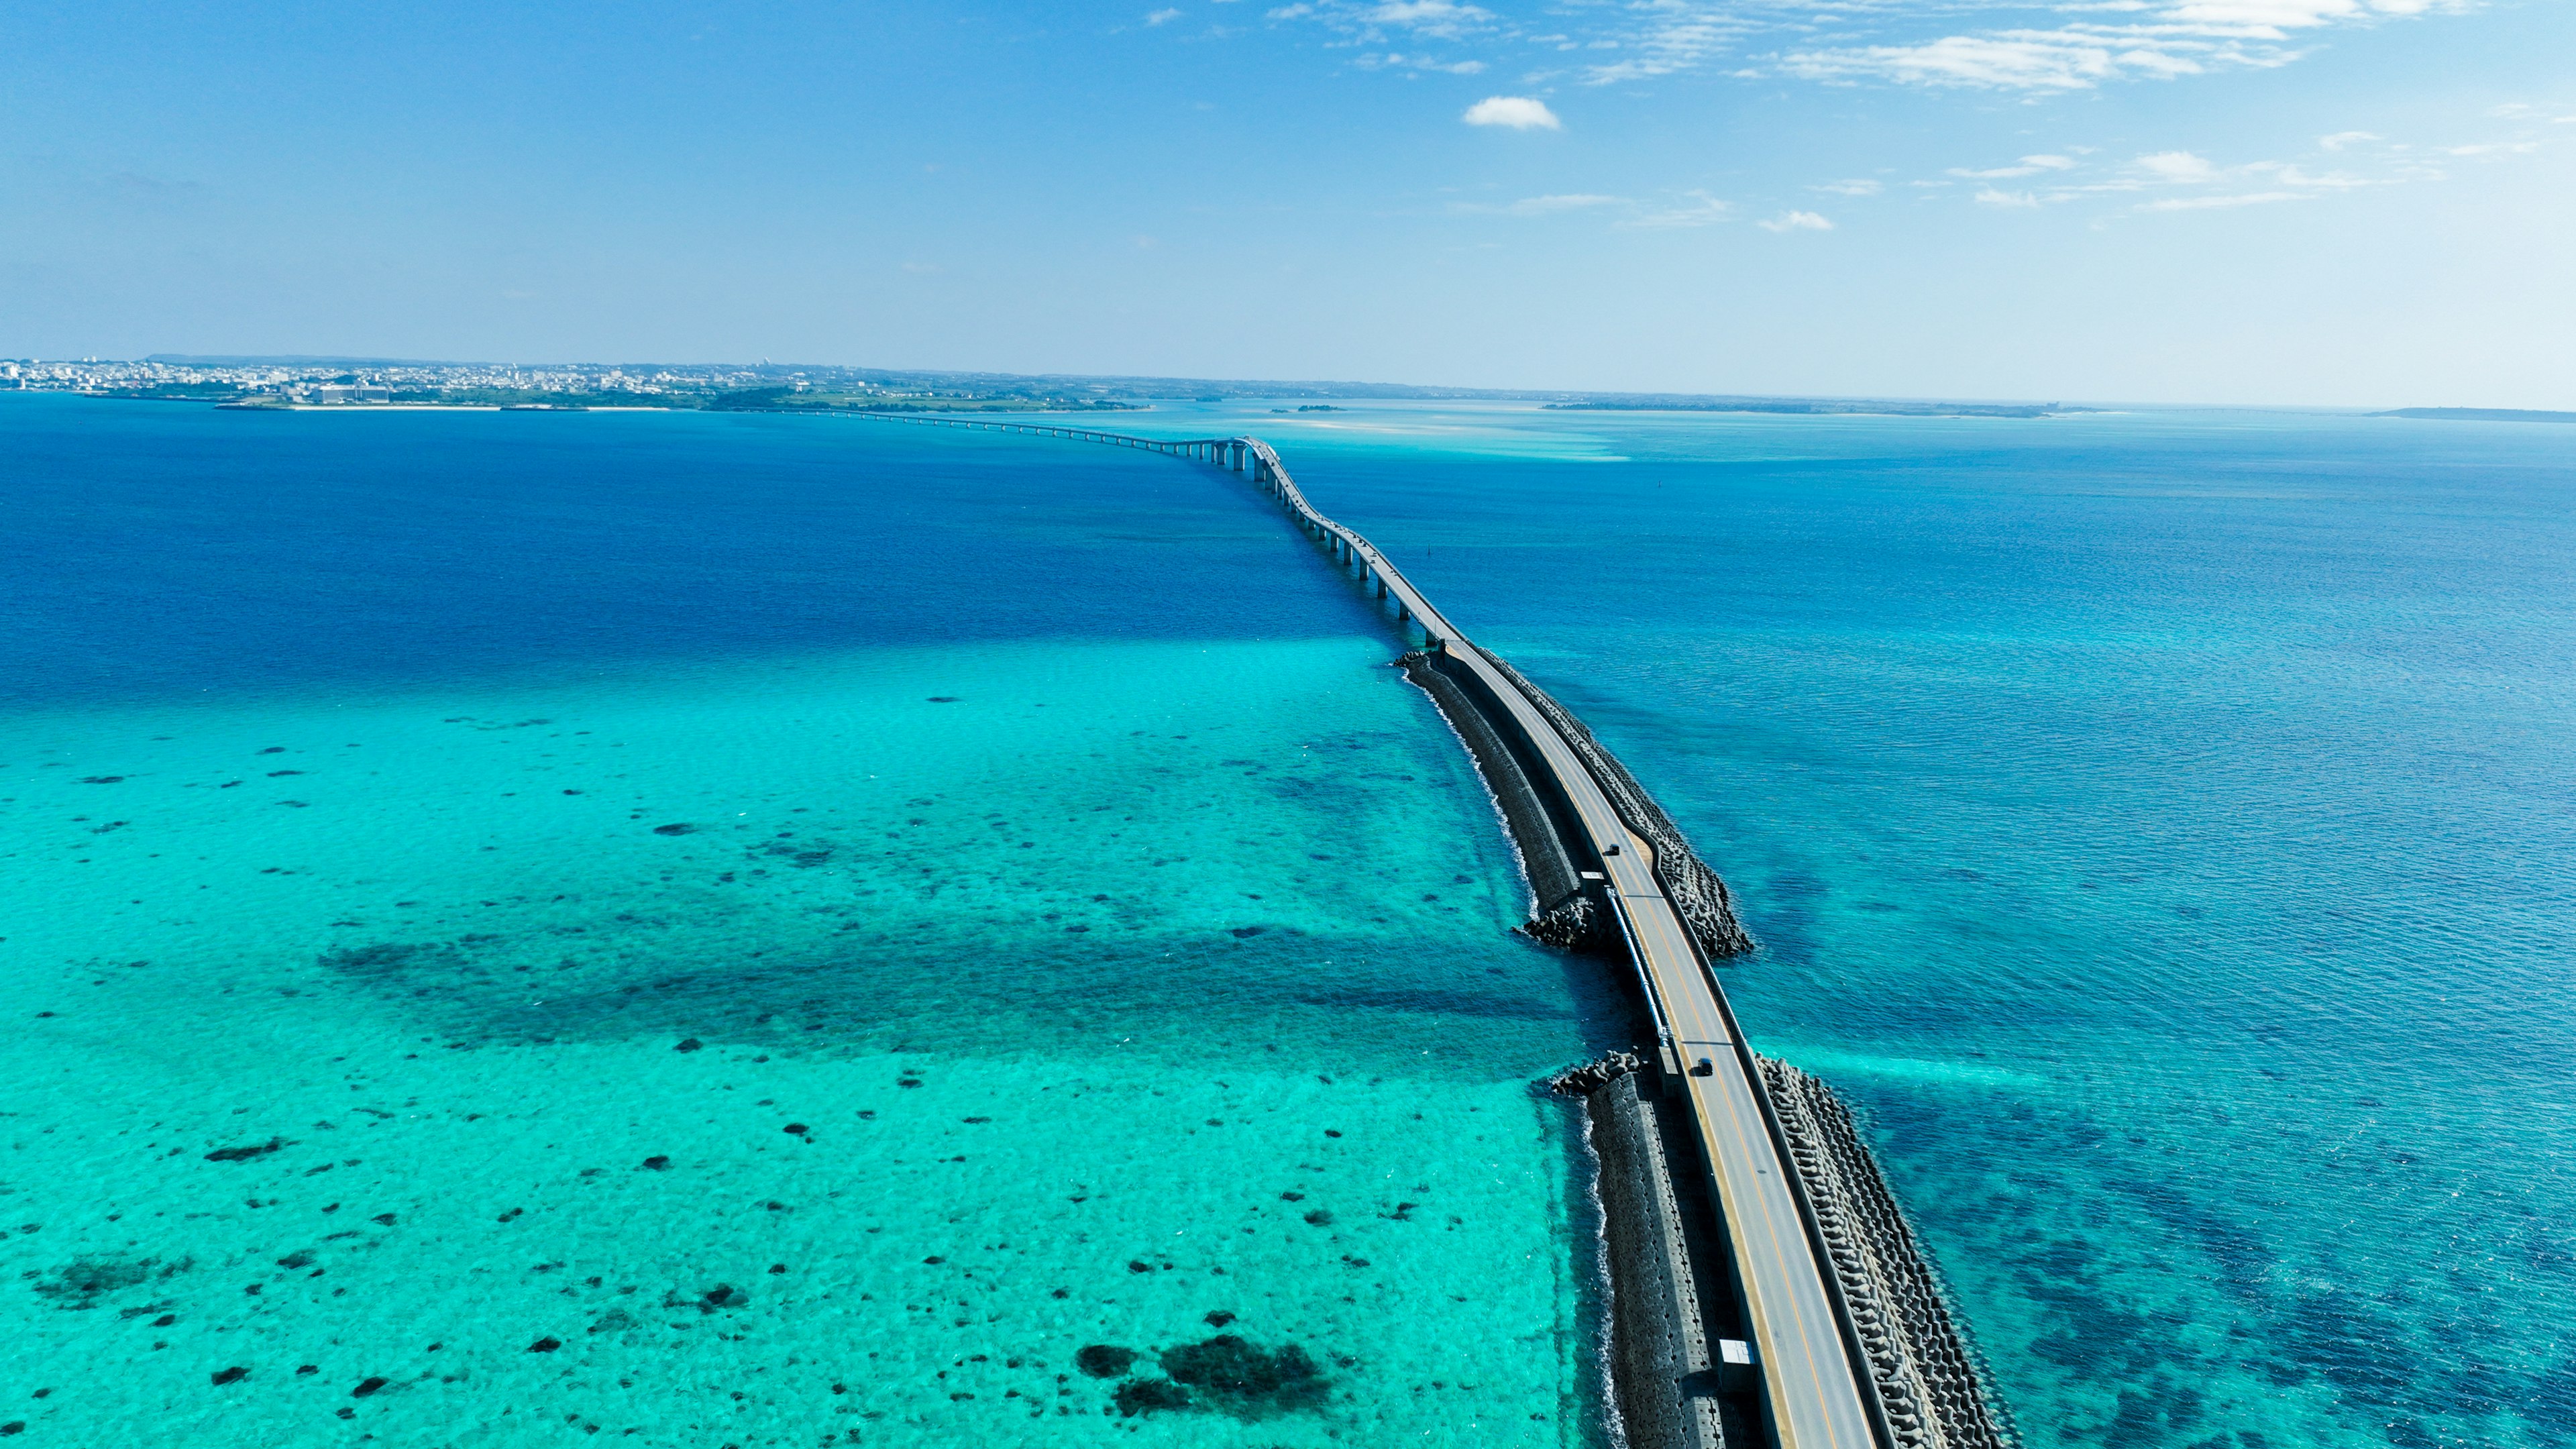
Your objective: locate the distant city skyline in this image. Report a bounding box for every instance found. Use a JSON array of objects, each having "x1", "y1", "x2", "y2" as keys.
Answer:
[{"x1": 5, "y1": 1, "x2": 2571, "y2": 407}]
